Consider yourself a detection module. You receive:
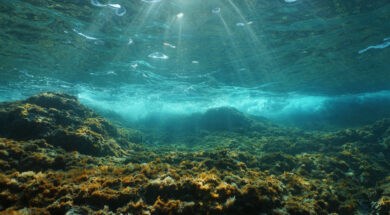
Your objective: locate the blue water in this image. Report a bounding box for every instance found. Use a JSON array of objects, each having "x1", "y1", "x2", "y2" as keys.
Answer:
[{"x1": 1, "y1": 0, "x2": 390, "y2": 128}]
